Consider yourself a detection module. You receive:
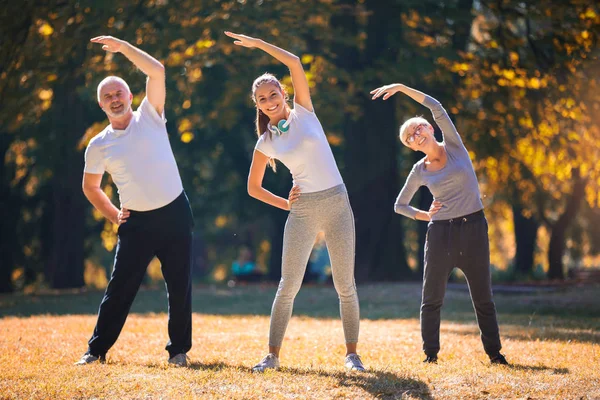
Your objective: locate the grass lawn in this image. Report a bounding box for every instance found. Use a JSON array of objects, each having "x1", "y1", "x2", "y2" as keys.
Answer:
[{"x1": 1, "y1": 282, "x2": 599, "y2": 399}]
